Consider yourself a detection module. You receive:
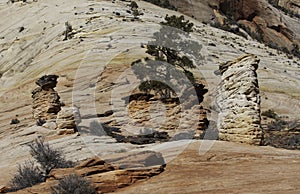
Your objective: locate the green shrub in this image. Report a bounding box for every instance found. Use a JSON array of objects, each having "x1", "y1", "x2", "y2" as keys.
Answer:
[
  {"x1": 36, "y1": 118, "x2": 46, "y2": 126},
  {"x1": 63, "y1": 22, "x2": 73, "y2": 41},
  {"x1": 262, "y1": 109, "x2": 279, "y2": 119},
  {"x1": 51, "y1": 174, "x2": 96, "y2": 194},
  {"x1": 267, "y1": 119, "x2": 288, "y2": 131},
  {"x1": 132, "y1": 9, "x2": 140, "y2": 18},
  {"x1": 138, "y1": 80, "x2": 176, "y2": 98},
  {"x1": 131, "y1": 15, "x2": 206, "y2": 101},
  {"x1": 130, "y1": 1, "x2": 138, "y2": 10},
  {"x1": 10, "y1": 118, "x2": 20, "y2": 125},
  {"x1": 161, "y1": 15, "x2": 194, "y2": 33}
]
